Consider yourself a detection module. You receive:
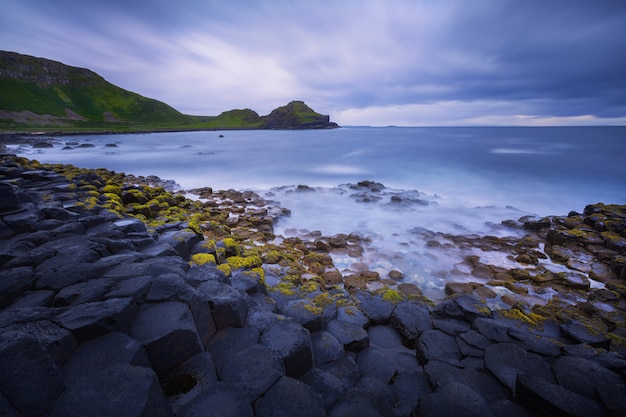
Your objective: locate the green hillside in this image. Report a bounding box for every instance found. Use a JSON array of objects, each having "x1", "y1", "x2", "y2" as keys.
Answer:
[
  {"x1": 0, "y1": 51, "x2": 192, "y2": 131},
  {"x1": 0, "y1": 51, "x2": 338, "y2": 132}
]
